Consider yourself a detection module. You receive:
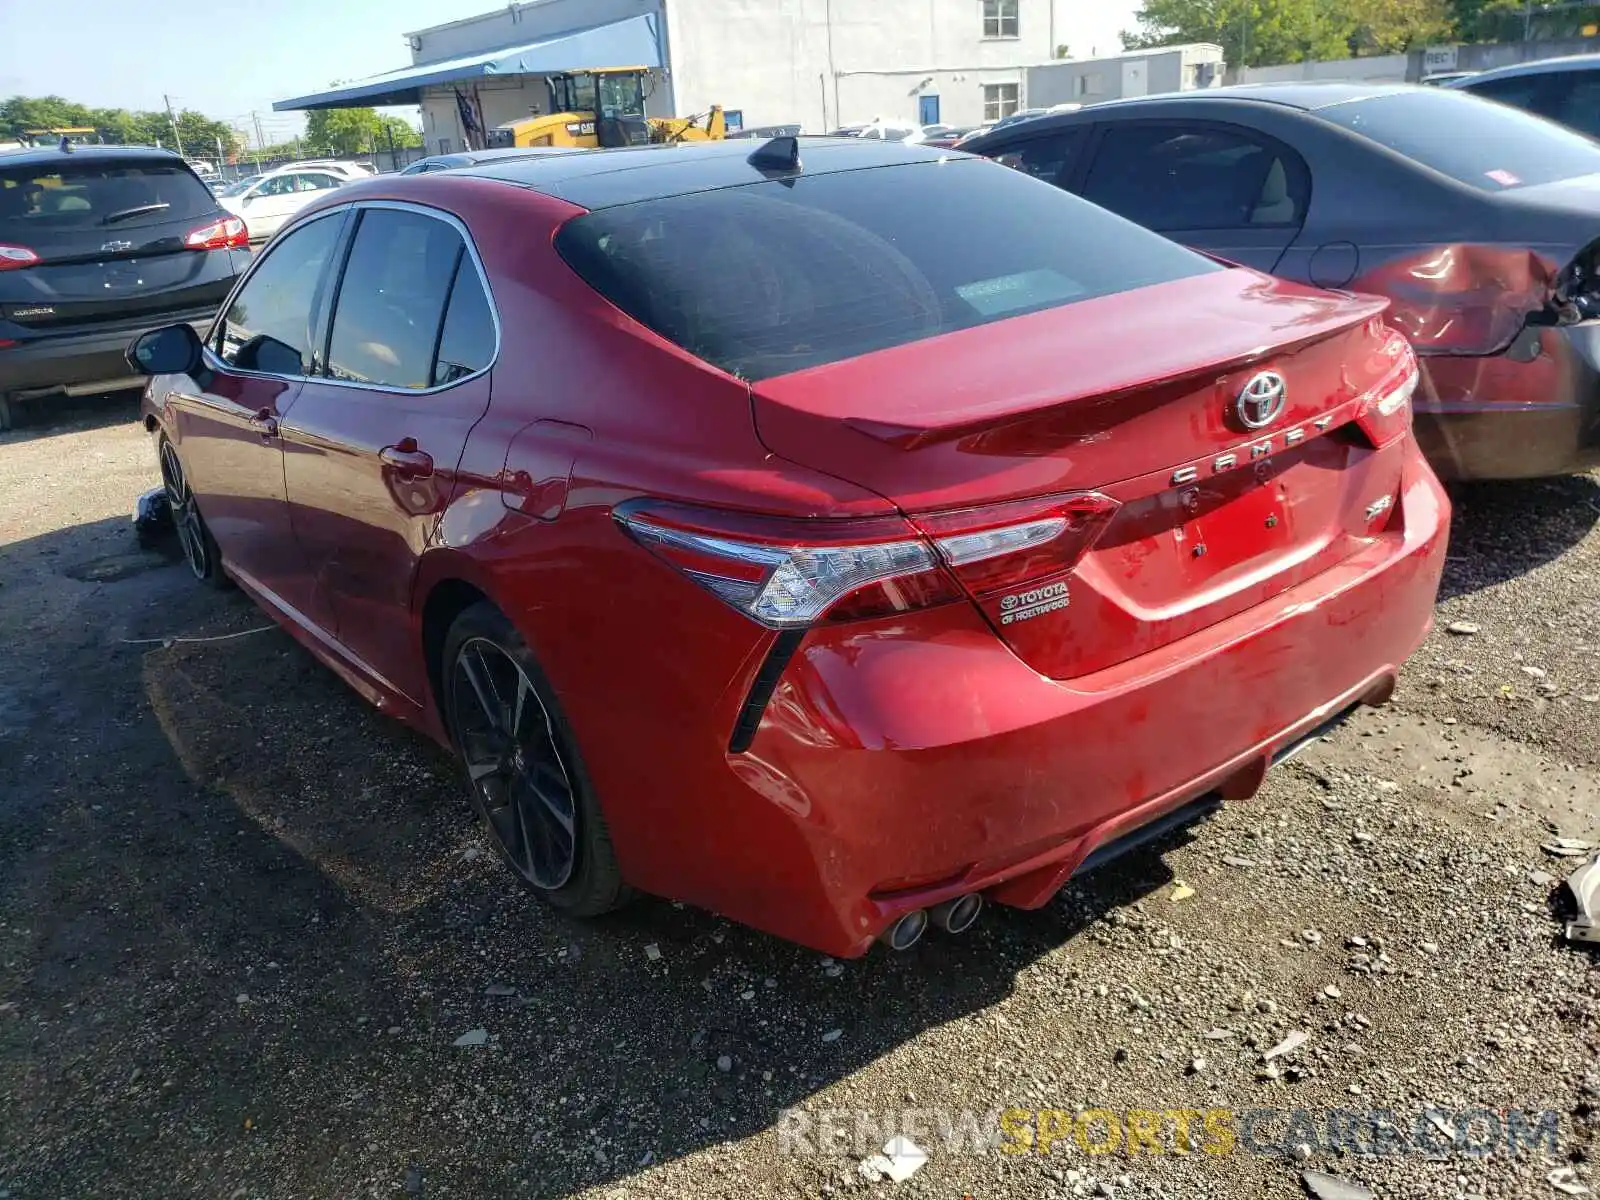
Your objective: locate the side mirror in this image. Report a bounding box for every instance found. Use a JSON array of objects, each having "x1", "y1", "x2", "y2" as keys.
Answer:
[{"x1": 127, "y1": 324, "x2": 203, "y2": 376}]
